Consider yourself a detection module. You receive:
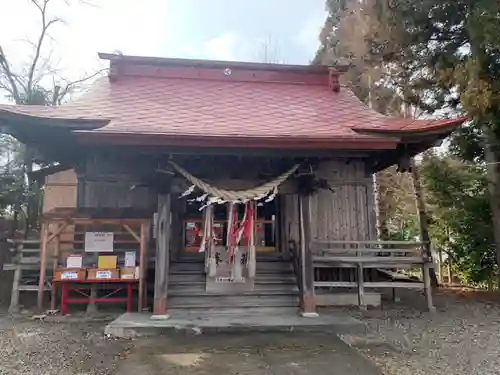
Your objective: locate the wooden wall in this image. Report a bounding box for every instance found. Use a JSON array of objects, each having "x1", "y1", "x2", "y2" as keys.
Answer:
[
  {"x1": 43, "y1": 169, "x2": 77, "y2": 212},
  {"x1": 282, "y1": 159, "x2": 376, "y2": 244},
  {"x1": 77, "y1": 153, "x2": 157, "y2": 210},
  {"x1": 76, "y1": 154, "x2": 376, "y2": 248},
  {"x1": 42, "y1": 169, "x2": 78, "y2": 252}
]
